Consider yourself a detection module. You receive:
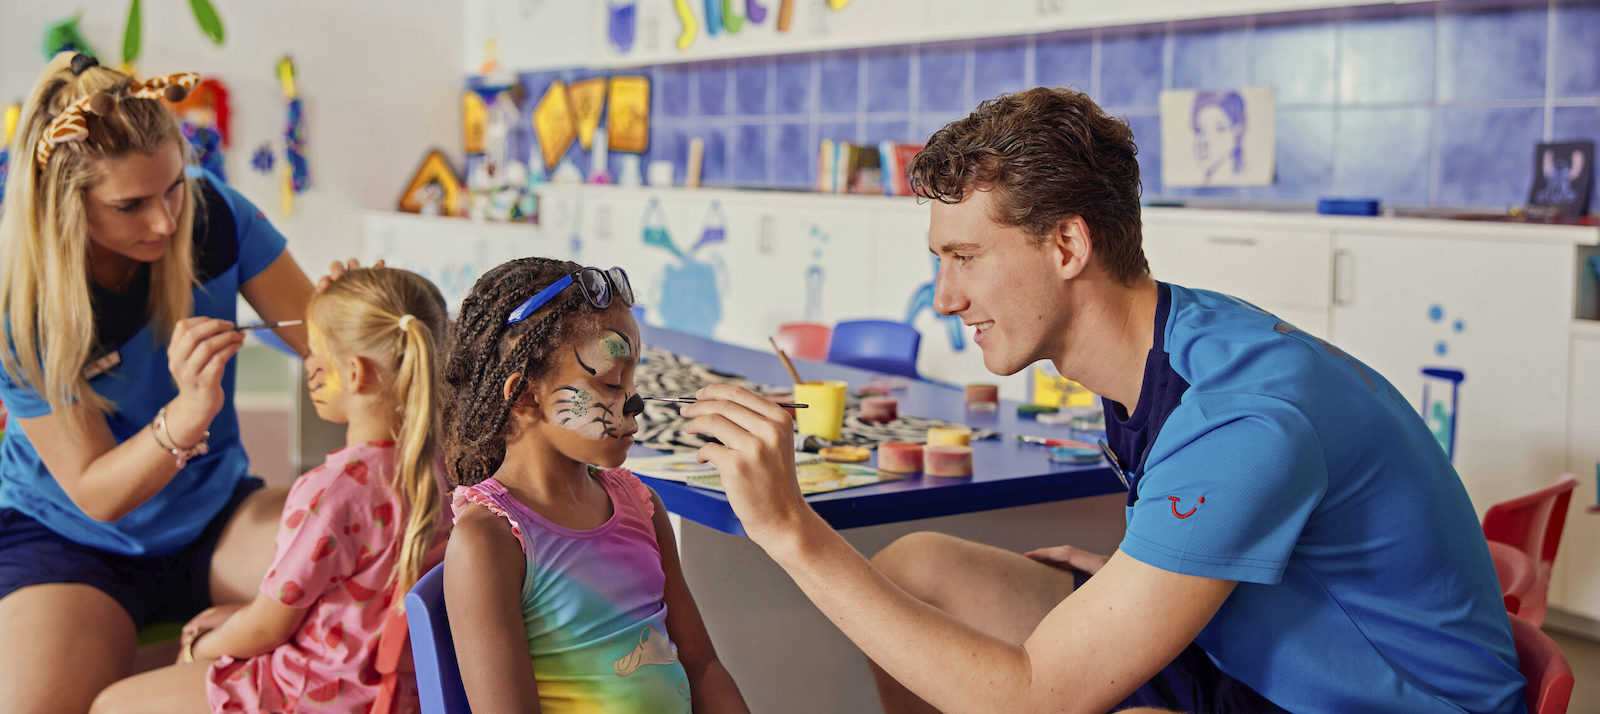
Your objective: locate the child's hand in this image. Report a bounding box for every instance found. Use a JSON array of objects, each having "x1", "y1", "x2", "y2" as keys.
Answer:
[
  {"x1": 182, "y1": 603, "x2": 242, "y2": 640},
  {"x1": 315, "y1": 258, "x2": 385, "y2": 292},
  {"x1": 680, "y1": 384, "x2": 810, "y2": 550}
]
